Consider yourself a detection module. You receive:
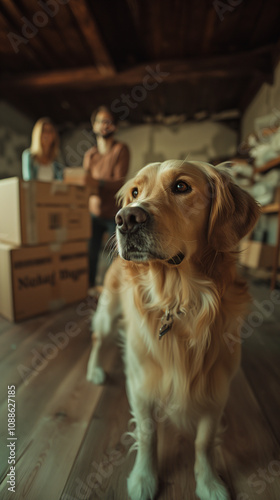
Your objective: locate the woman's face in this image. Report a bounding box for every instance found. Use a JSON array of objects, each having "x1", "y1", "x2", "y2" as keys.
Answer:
[{"x1": 41, "y1": 123, "x2": 56, "y2": 149}]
